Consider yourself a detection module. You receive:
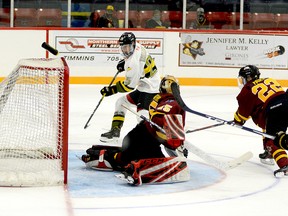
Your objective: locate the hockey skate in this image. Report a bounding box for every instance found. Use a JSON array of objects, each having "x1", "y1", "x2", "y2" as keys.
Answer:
[
  {"x1": 115, "y1": 171, "x2": 138, "y2": 185},
  {"x1": 274, "y1": 165, "x2": 288, "y2": 178},
  {"x1": 115, "y1": 162, "x2": 141, "y2": 185},
  {"x1": 100, "y1": 127, "x2": 120, "y2": 143},
  {"x1": 259, "y1": 149, "x2": 275, "y2": 166}
]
